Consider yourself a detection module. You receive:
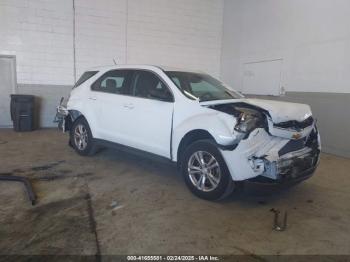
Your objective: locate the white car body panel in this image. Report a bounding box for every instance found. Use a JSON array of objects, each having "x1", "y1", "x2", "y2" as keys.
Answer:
[
  {"x1": 171, "y1": 100, "x2": 238, "y2": 161},
  {"x1": 114, "y1": 95, "x2": 174, "y2": 157},
  {"x1": 62, "y1": 64, "x2": 320, "y2": 182}
]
